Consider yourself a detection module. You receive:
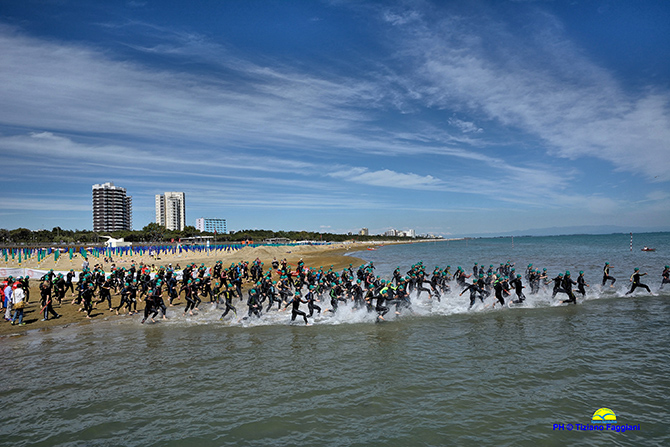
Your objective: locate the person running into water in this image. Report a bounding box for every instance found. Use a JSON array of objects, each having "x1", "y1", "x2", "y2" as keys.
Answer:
[
  {"x1": 115, "y1": 282, "x2": 133, "y2": 315},
  {"x1": 602, "y1": 262, "x2": 616, "y2": 287},
  {"x1": 625, "y1": 268, "x2": 652, "y2": 295},
  {"x1": 509, "y1": 274, "x2": 526, "y2": 304},
  {"x1": 40, "y1": 280, "x2": 60, "y2": 321},
  {"x1": 549, "y1": 273, "x2": 565, "y2": 299},
  {"x1": 305, "y1": 285, "x2": 321, "y2": 317},
  {"x1": 181, "y1": 280, "x2": 197, "y2": 316},
  {"x1": 660, "y1": 266, "x2": 670, "y2": 290},
  {"x1": 460, "y1": 278, "x2": 485, "y2": 308},
  {"x1": 577, "y1": 271, "x2": 589, "y2": 297},
  {"x1": 491, "y1": 276, "x2": 509, "y2": 308},
  {"x1": 560, "y1": 271, "x2": 578, "y2": 304},
  {"x1": 282, "y1": 291, "x2": 310, "y2": 325},
  {"x1": 219, "y1": 285, "x2": 237, "y2": 320}
]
